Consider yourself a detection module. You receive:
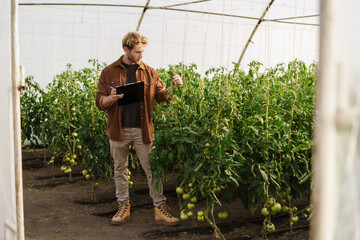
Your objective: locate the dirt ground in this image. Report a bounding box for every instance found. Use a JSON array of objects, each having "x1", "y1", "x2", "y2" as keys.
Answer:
[{"x1": 22, "y1": 149, "x2": 310, "y2": 240}]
